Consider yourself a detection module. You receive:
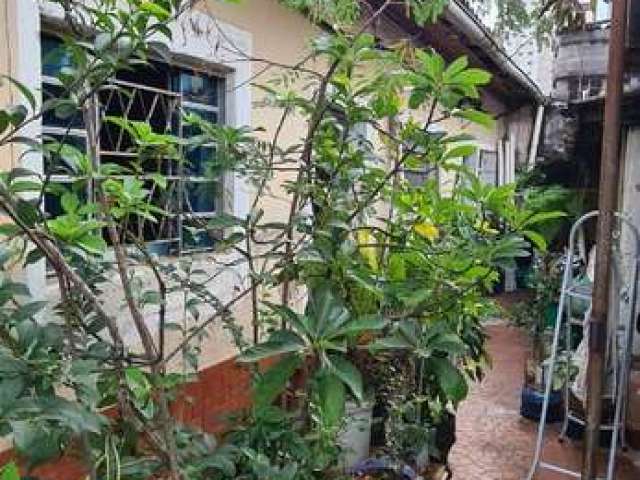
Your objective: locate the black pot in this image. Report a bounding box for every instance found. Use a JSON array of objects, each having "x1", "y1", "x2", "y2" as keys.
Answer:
[{"x1": 520, "y1": 385, "x2": 564, "y2": 423}]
